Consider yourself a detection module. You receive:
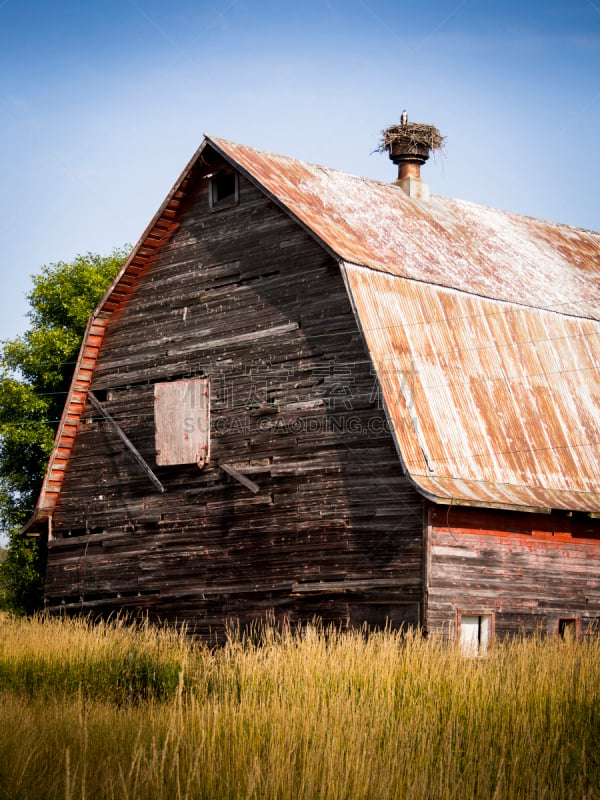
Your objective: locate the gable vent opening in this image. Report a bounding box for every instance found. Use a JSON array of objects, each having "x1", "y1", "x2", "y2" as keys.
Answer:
[{"x1": 209, "y1": 171, "x2": 239, "y2": 209}]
